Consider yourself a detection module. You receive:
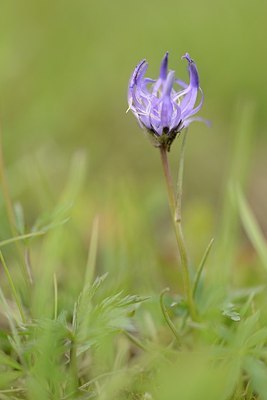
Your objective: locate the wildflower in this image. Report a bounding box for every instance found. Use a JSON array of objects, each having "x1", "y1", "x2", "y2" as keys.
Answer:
[{"x1": 127, "y1": 52, "x2": 204, "y2": 150}]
